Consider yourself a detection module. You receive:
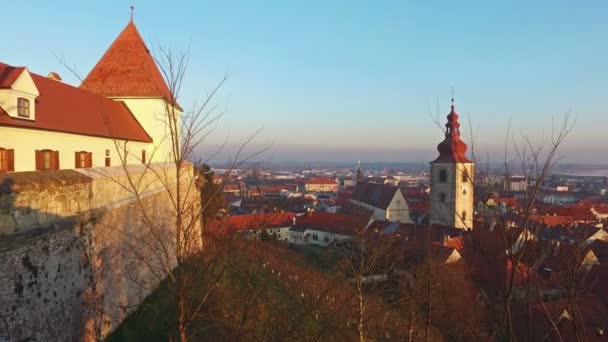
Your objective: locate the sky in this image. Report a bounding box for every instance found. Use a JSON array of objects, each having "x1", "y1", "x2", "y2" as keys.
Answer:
[{"x1": 3, "y1": 1, "x2": 607, "y2": 164}]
